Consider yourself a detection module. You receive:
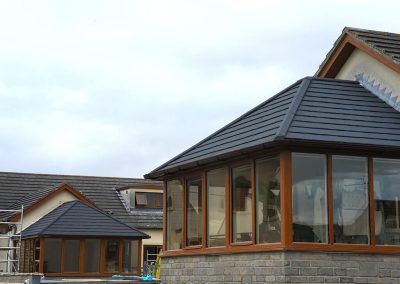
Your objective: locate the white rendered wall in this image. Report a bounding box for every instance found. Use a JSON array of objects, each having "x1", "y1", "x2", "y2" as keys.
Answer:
[{"x1": 336, "y1": 49, "x2": 400, "y2": 107}]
